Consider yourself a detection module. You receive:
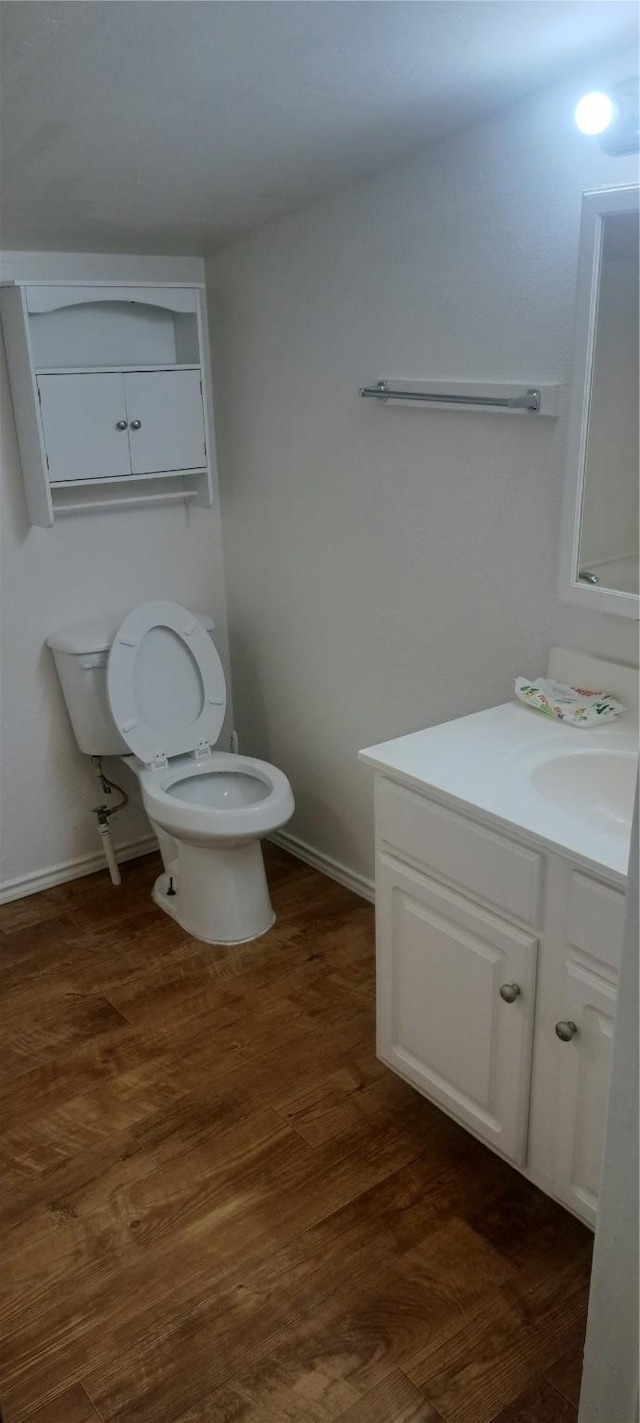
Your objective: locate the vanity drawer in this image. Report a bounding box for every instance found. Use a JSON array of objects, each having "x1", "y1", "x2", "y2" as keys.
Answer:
[
  {"x1": 376, "y1": 777, "x2": 543, "y2": 926},
  {"x1": 567, "y1": 870, "x2": 626, "y2": 975}
]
